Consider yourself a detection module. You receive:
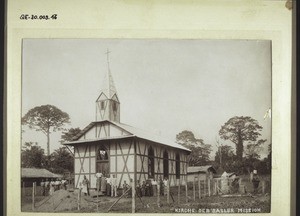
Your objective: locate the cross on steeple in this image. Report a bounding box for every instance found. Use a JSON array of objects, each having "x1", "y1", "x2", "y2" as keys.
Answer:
[{"x1": 105, "y1": 48, "x2": 111, "y2": 69}]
